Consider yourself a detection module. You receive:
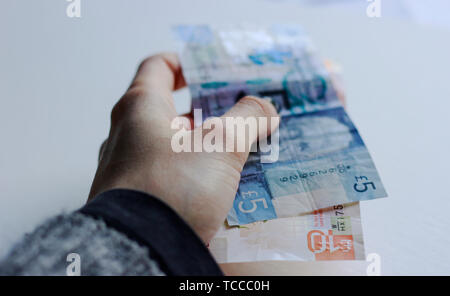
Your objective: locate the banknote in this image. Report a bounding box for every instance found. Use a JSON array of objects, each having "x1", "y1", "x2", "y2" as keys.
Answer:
[
  {"x1": 209, "y1": 202, "x2": 365, "y2": 262},
  {"x1": 173, "y1": 24, "x2": 387, "y2": 225}
]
